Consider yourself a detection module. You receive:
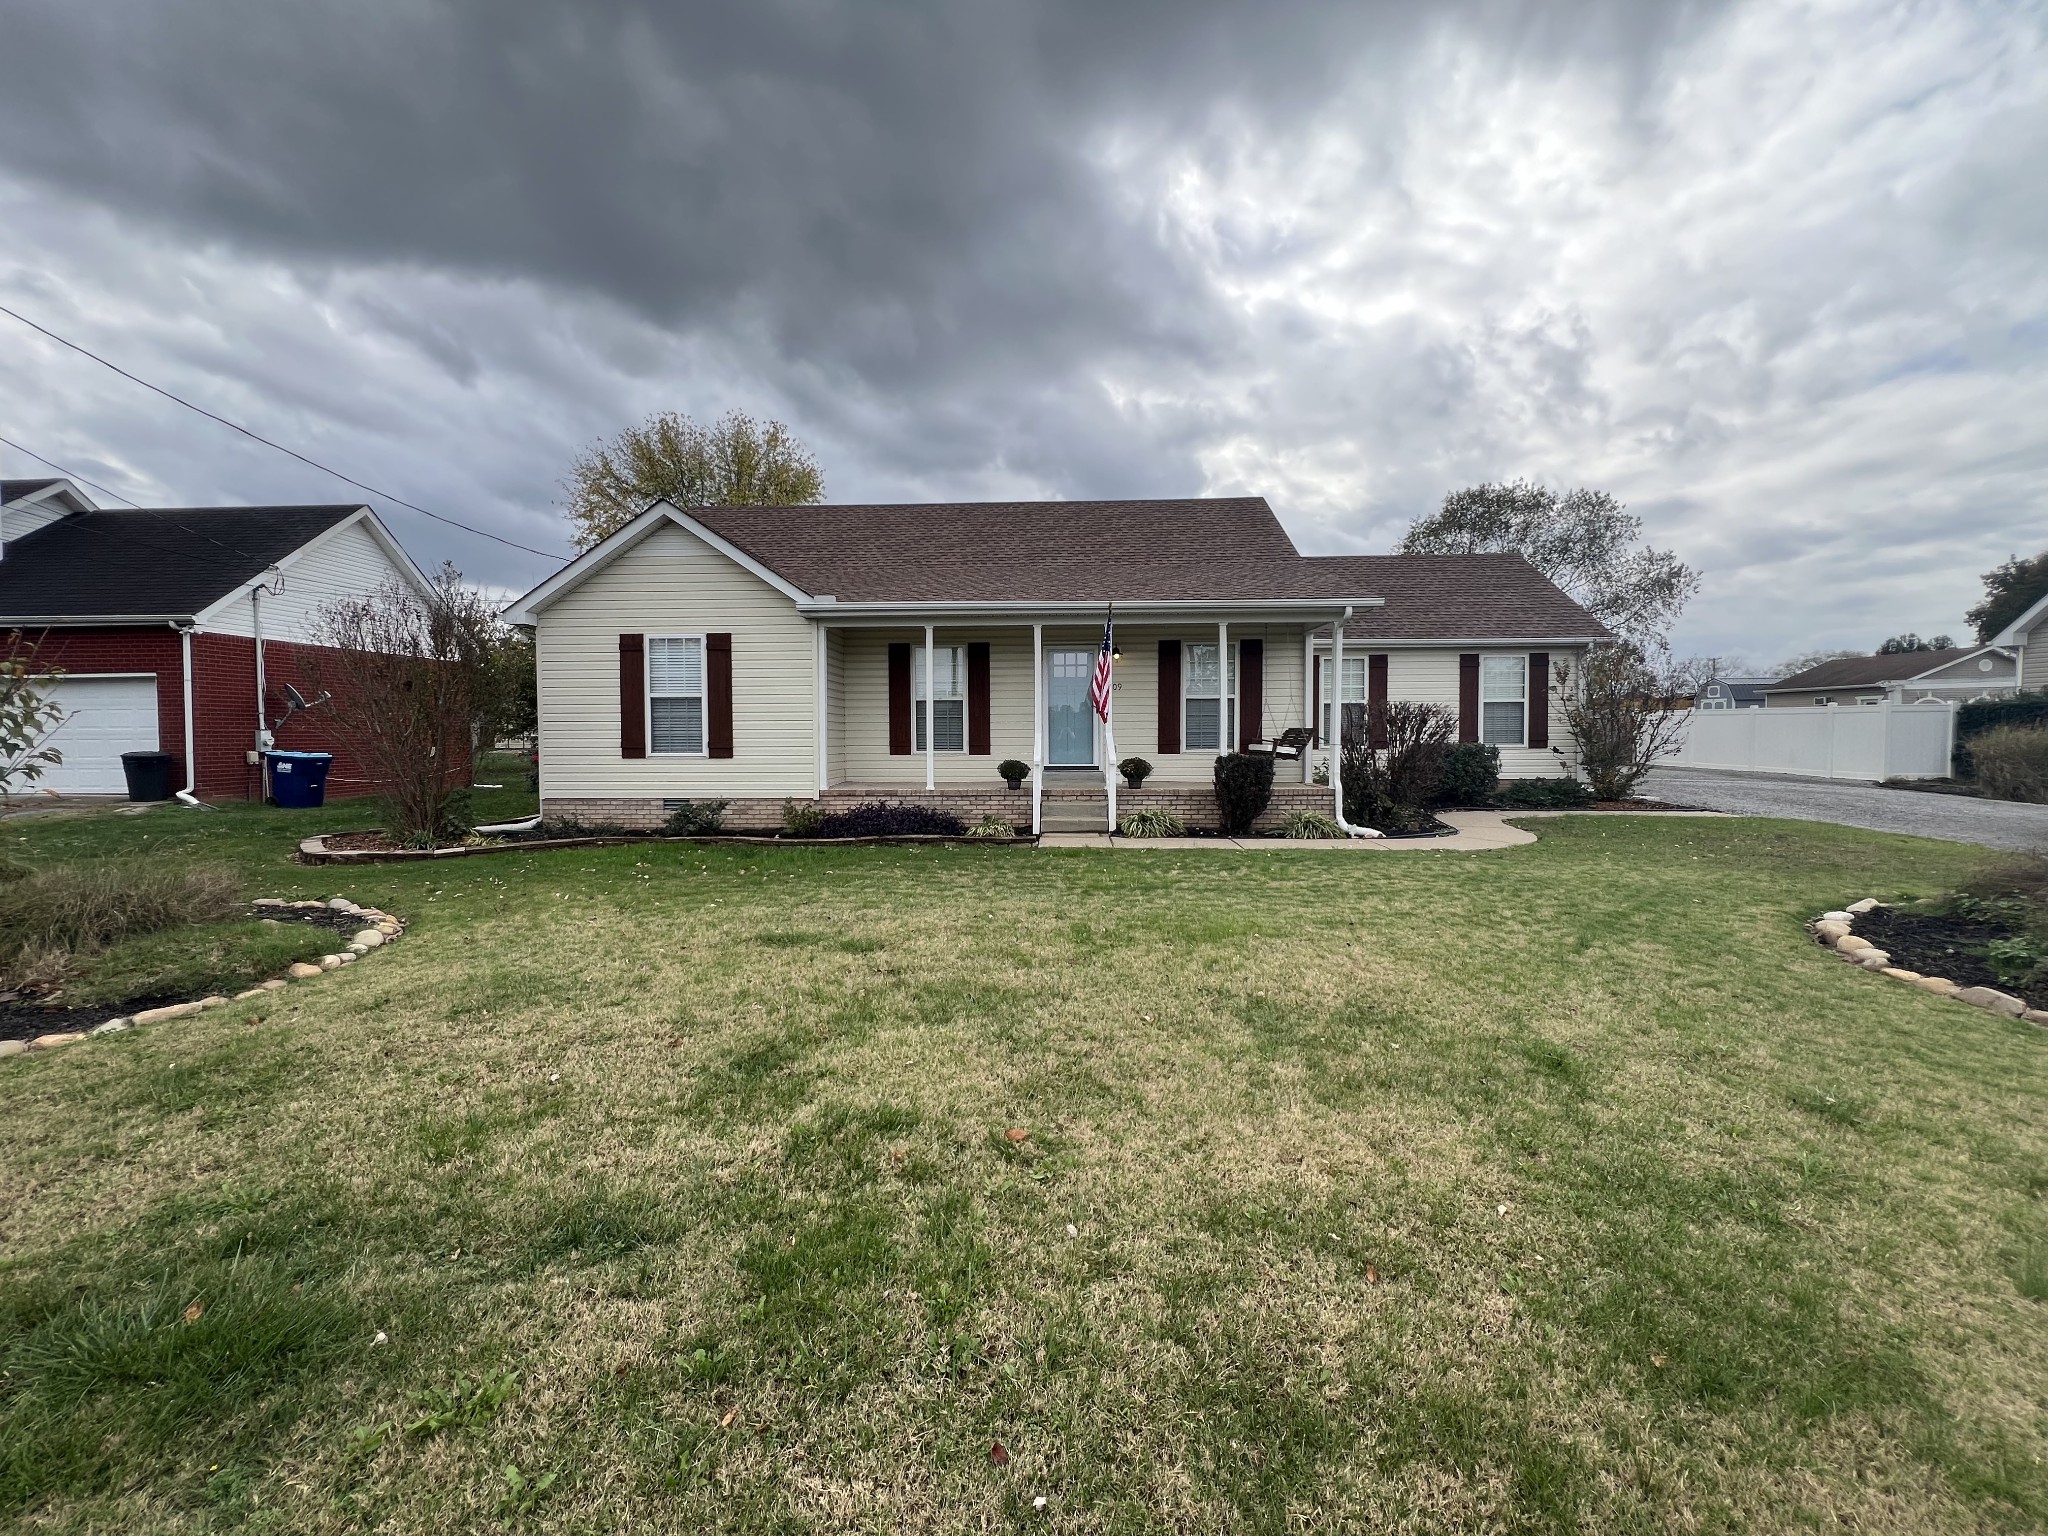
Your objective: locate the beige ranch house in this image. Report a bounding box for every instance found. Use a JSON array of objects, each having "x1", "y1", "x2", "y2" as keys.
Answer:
[{"x1": 504, "y1": 498, "x2": 1610, "y2": 833}]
